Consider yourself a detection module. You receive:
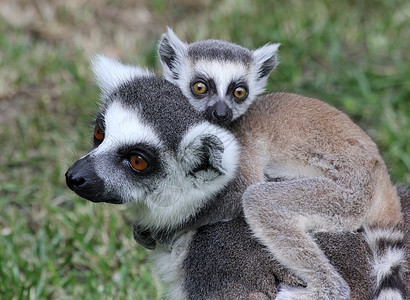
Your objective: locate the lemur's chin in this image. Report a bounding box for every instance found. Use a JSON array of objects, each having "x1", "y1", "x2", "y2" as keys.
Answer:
[{"x1": 68, "y1": 186, "x2": 124, "y2": 205}]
